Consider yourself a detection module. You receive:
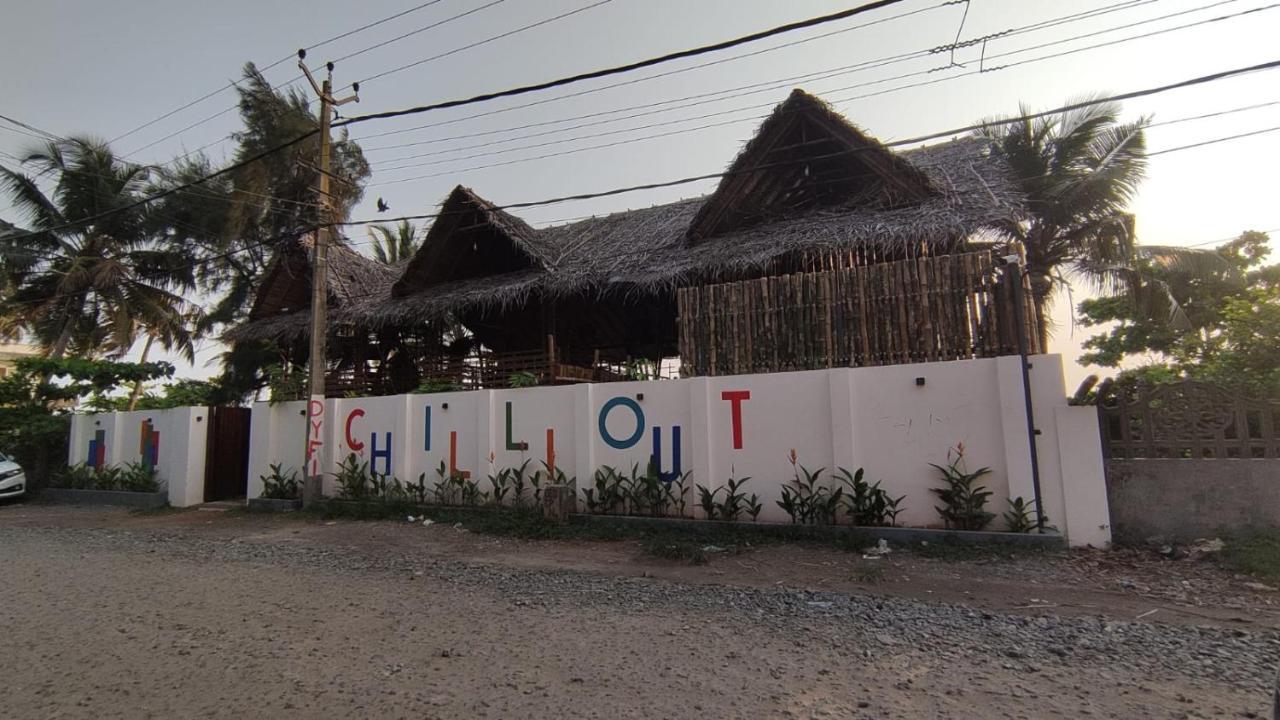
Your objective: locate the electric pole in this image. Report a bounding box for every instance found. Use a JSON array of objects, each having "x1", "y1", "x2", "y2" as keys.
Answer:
[{"x1": 297, "y1": 49, "x2": 359, "y2": 505}]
